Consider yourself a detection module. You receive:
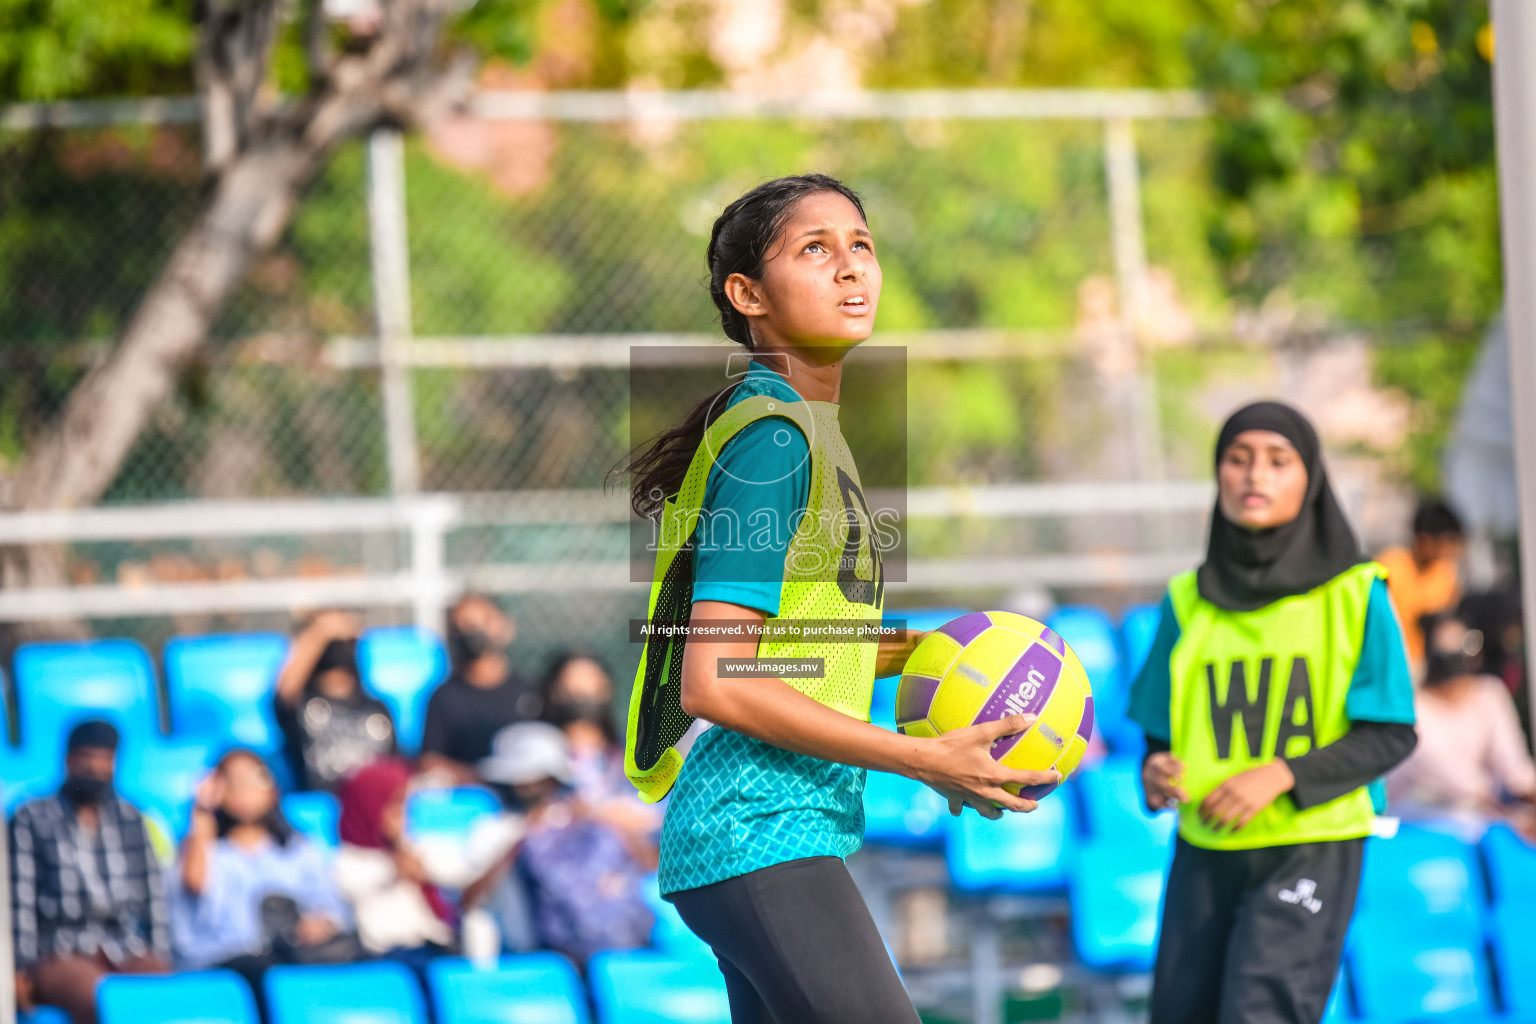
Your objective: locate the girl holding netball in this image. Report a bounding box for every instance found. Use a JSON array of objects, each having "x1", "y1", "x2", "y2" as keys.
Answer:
[
  {"x1": 1128, "y1": 401, "x2": 1419, "y2": 1024},
  {"x1": 615, "y1": 174, "x2": 1059, "y2": 1024}
]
